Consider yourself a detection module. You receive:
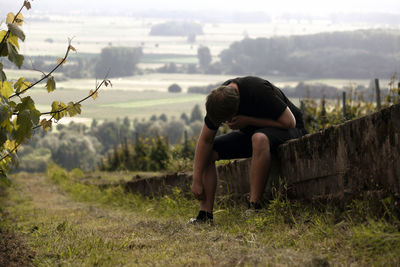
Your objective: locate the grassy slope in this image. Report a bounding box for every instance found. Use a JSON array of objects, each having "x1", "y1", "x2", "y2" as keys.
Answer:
[{"x1": 1, "y1": 166, "x2": 400, "y2": 266}]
